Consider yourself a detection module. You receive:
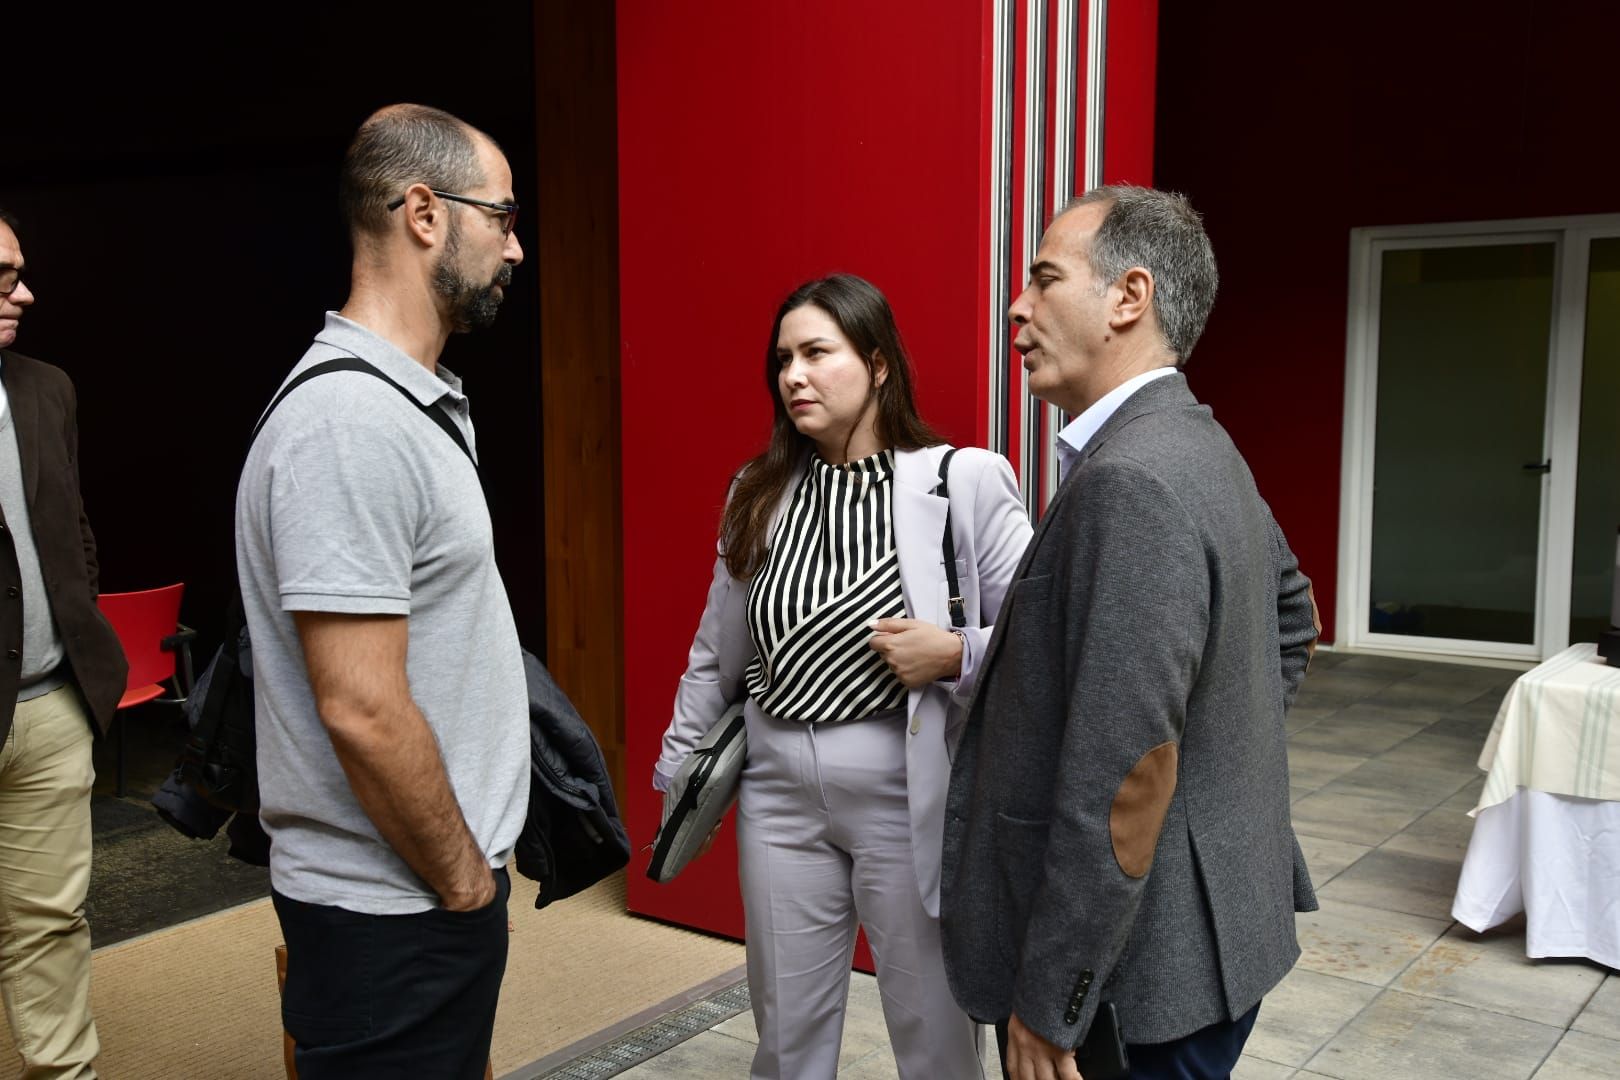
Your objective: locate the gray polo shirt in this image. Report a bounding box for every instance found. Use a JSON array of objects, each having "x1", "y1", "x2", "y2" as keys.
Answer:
[{"x1": 235, "y1": 312, "x2": 529, "y2": 915}]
